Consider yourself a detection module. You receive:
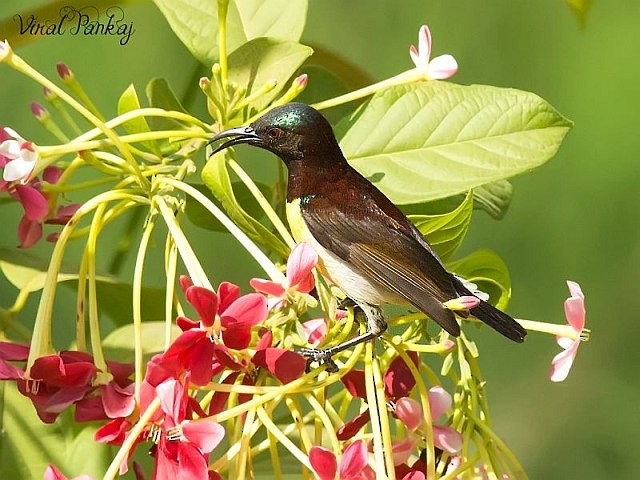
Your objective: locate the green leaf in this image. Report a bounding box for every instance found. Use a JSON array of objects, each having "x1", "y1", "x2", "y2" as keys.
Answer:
[
  {"x1": 339, "y1": 82, "x2": 573, "y2": 205},
  {"x1": 152, "y1": 0, "x2": 308, "y2": 65},
  {"x1": 0, "y1": 248, "x2": 166, "y2": 326},
  {"x1": 145, "y1": 77, "x2": 189, "y2": 154},
  {"x1": 102, "y1": 321, "x2": 180, "y2": 361},
  {"x1": 446, "y1": 249, "x2": 511, "y2": 310},
  {"x1": 202, "y1": 151, "x2": 289, "y2": 258},
  {"x1": 227, "y1": 38, "x2": 313, "y2": 114},
  {"x1": 186, "y1": 181, "x2": 270, "y2": 232},
  {"x1": 117, "y1": 84, "x2": 159, "y2": 154},
  {"x1": 408, "y1": 191, "x2": 473, "y2": 261},
  {"x1": 235, "y1": 0, "x2": 307, "y2": 43},
  {"x1": 472, "y1": 179, "x2": 513, "y2": 220}
]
